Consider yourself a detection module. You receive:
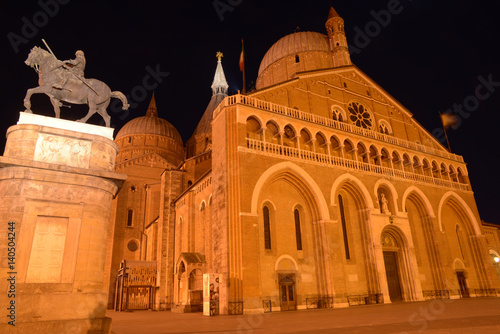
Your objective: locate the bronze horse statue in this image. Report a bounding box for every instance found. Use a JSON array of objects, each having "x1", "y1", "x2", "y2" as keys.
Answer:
[{"x1": 24, "y1": 47, "x2": 129, "y2": 127}]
